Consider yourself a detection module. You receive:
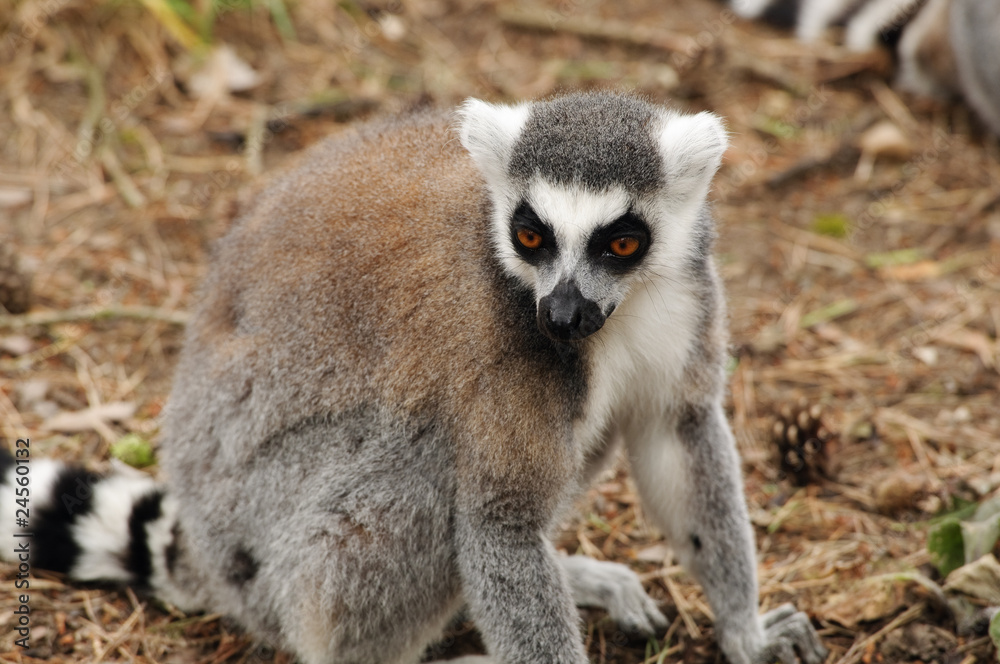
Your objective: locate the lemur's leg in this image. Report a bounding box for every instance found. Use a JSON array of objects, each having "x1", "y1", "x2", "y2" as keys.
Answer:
[
  {"x1": 454, "y1": 439, "x2": 588, "y2": 664},
  {"x1": 455, "y1": 512, "x2": 587, "y2": 664},
  {"x1": 425, "y1": 555, "x2": 666, "y2": 664},
  {"x1": 625, "y1": 402, "x2": 827, "y2": 664},
  {"x1": 560, "y1": 555, "x2": 667, "y2": 637}
]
